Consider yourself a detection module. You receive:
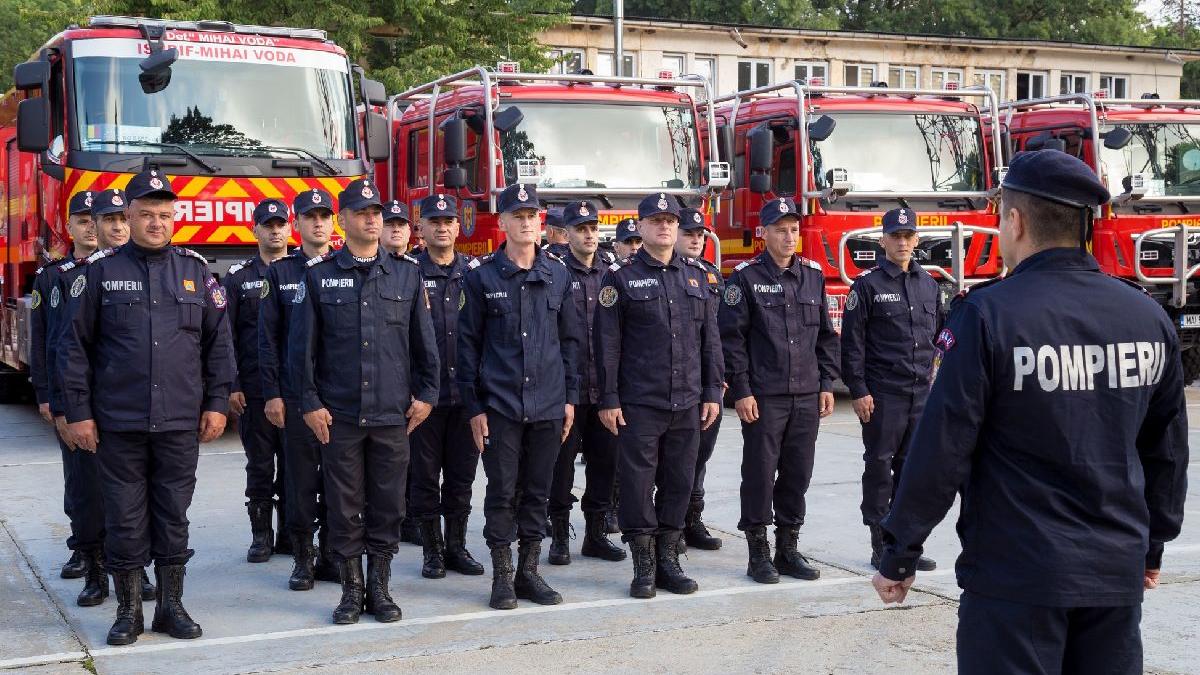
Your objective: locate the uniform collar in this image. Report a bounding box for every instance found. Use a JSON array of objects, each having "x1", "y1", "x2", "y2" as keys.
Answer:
[
  {"x1": 565, "y1": 249, "x2": 605, "y2": 274},
  {"x1": 416, "y1": 250, "x2": 467, "y2": 279},
  {"x1": 334, "y1": 245, "x2": 386, "y2": 272},
  {"x1": 127, "y1": 241, "x2": 169, "y2": 260},
  {"x1": 636, "y1": 247, "x2": 683, "y2": 270},
  {"x1": 495, "y1": 243, "x2": 554, "y2": 280},
  {"x1": 1009, "y1": 247, "x2": 1100, "y2": 276},
  {"x1": 878, "y1": 257, "x2": 922, "y2": 278},
  {"x1": 755, "y1": 251, "x2": 802, "y2": 278}
]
